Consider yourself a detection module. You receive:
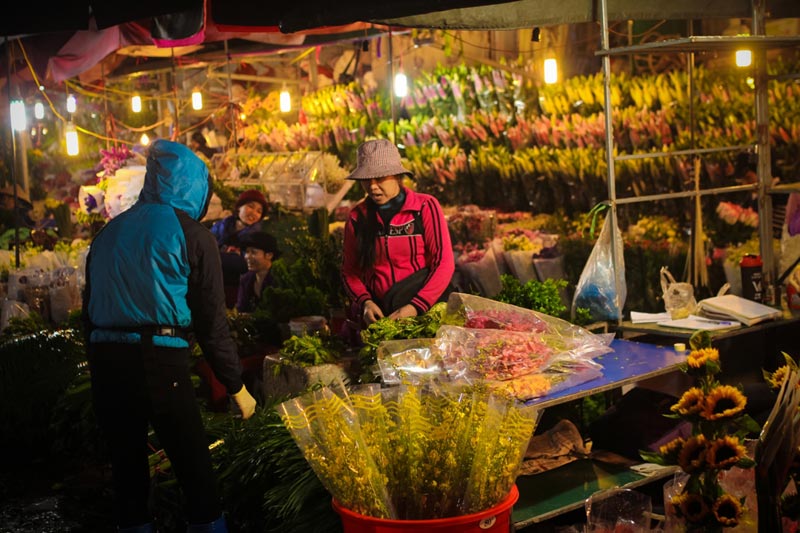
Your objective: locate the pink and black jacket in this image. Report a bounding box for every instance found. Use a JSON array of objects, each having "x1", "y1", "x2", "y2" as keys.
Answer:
[{"x1": 342, "y1": 187, "x2": 455, "y2": 315}]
